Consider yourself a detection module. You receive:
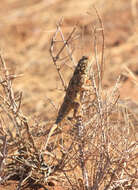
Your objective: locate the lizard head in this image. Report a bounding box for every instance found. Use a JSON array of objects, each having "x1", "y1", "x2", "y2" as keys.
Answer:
[{"x1": 75, "y1": 56, "x2": 90, "y2": 75}]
